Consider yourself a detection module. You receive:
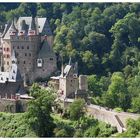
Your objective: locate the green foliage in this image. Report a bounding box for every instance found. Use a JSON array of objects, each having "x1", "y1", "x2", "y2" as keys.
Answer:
[
  {"x1": 68, "y1": 99, "x2": 86, "y2": 120},
  {"x1": 0, "y1": 112, "x2": 36, "y2": 137},
  {"x1": 87, "y1": 75, "x2": 102, "y2": 96},
  {"x1": 0, "y1": 3, "x2": 140, "y2": 137},
  {"x1": 102, "y1": 72, "x2": 130, "y2": 110},
  {"x1": 27, "y1": 87, "x2": 56, "y2": 137},
  {"x1": 53, "y1": 113, "x2": 117, "y2": 138},
  {"x1": 116, "y1": 118, "x2": 140, "y2": 137},
  {"x1": 114, "y1": 107, "x2": 123, "y2": 112}
]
